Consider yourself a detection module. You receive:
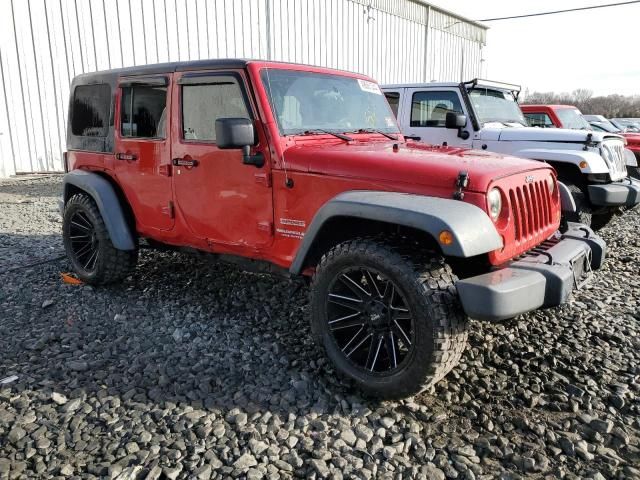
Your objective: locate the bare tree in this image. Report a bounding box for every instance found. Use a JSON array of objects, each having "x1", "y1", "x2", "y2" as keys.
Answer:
[{"x1": 521, "y1": 90, "x2": 640, "y2": 118}]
